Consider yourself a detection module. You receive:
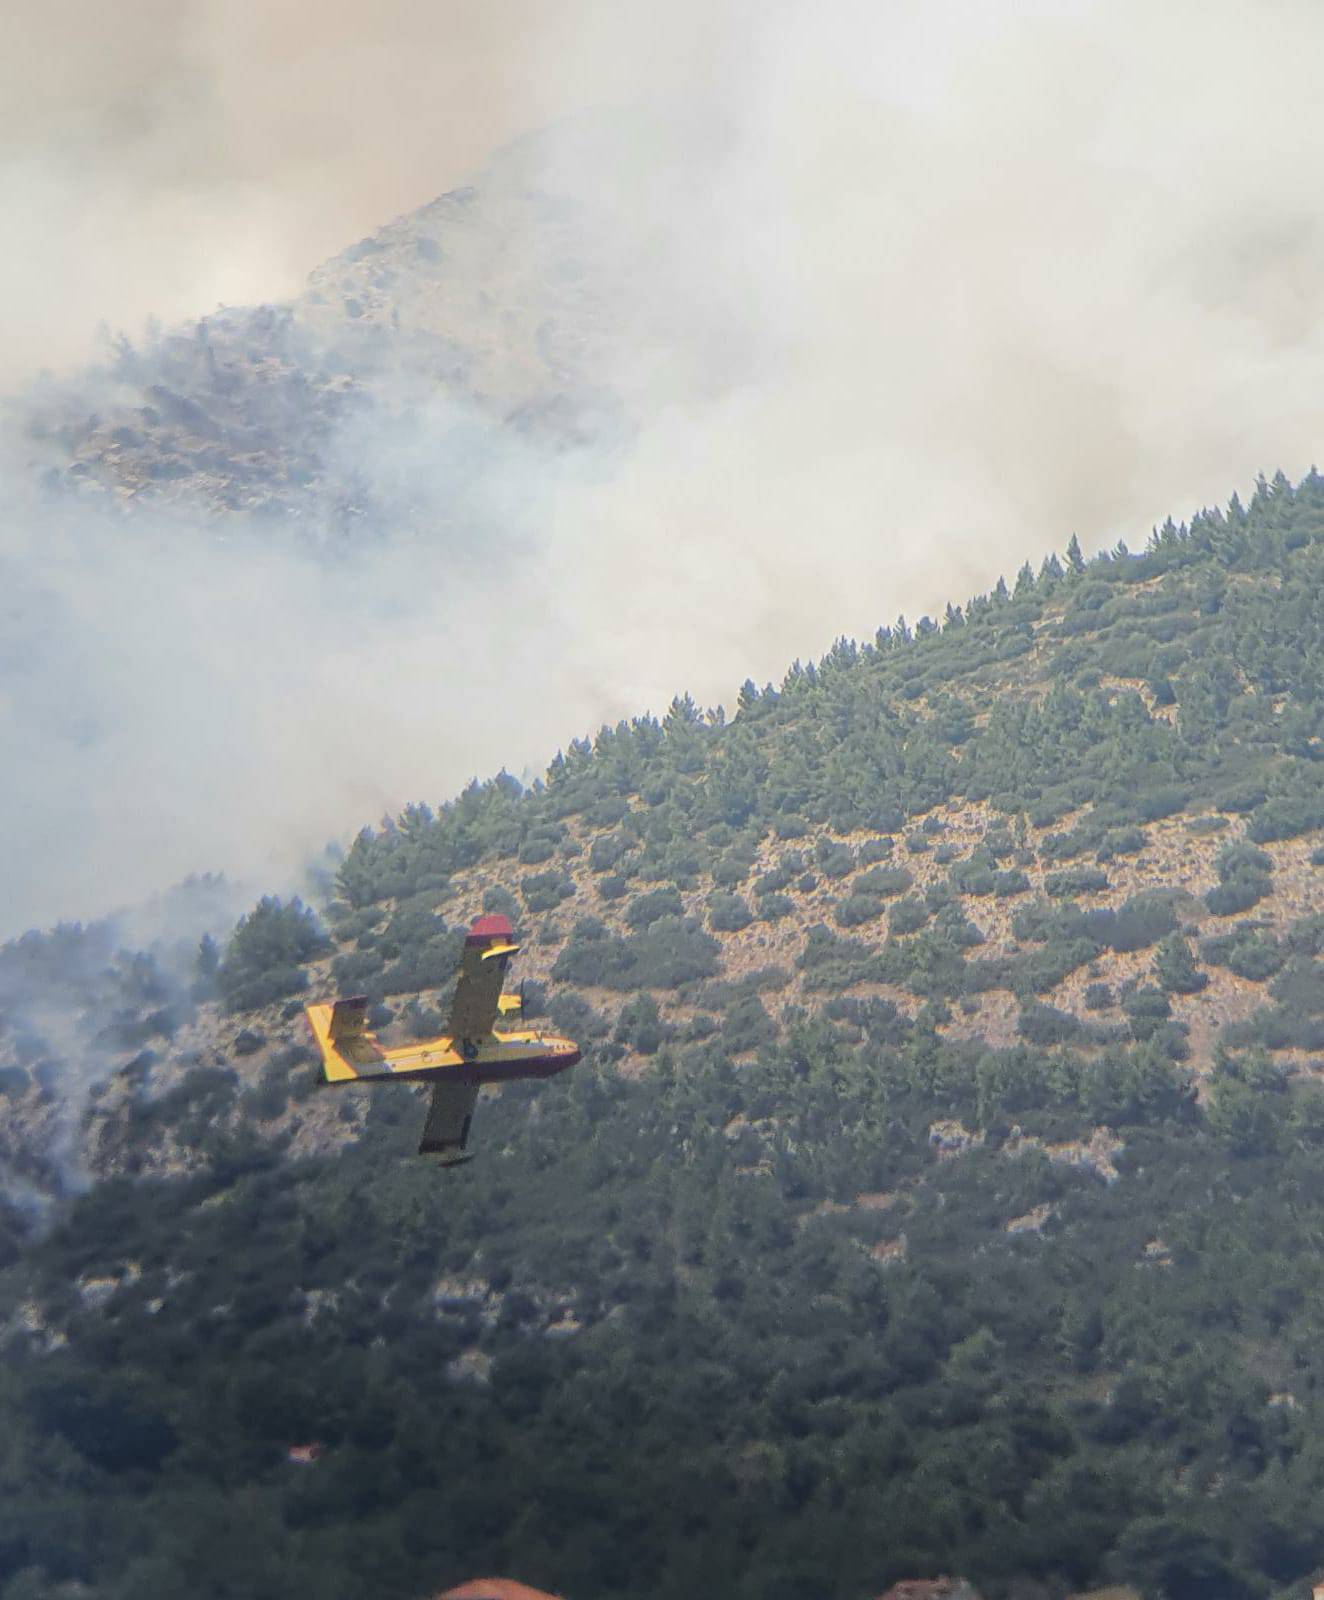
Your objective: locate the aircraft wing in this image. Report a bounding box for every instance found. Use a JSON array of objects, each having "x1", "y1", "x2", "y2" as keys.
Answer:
[
  {"x1": 420, "y1": 1079, "x2": 480, "y2": 1161},
  {"x1": 445, "y1": 918, "x2": 520, "y2": 1044}
]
